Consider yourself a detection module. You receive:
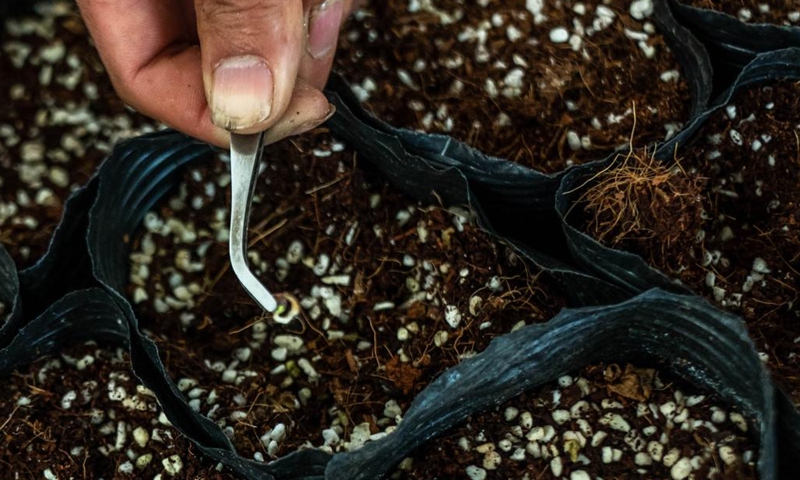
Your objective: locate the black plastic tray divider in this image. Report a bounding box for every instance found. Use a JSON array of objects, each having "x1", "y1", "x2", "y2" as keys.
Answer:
[
  {"x1": 325, "y1": 289, "x2": 790, "y2": 480},
  {"x1": 670, "y1": 0, "x2": 800, "y2": 72}
]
